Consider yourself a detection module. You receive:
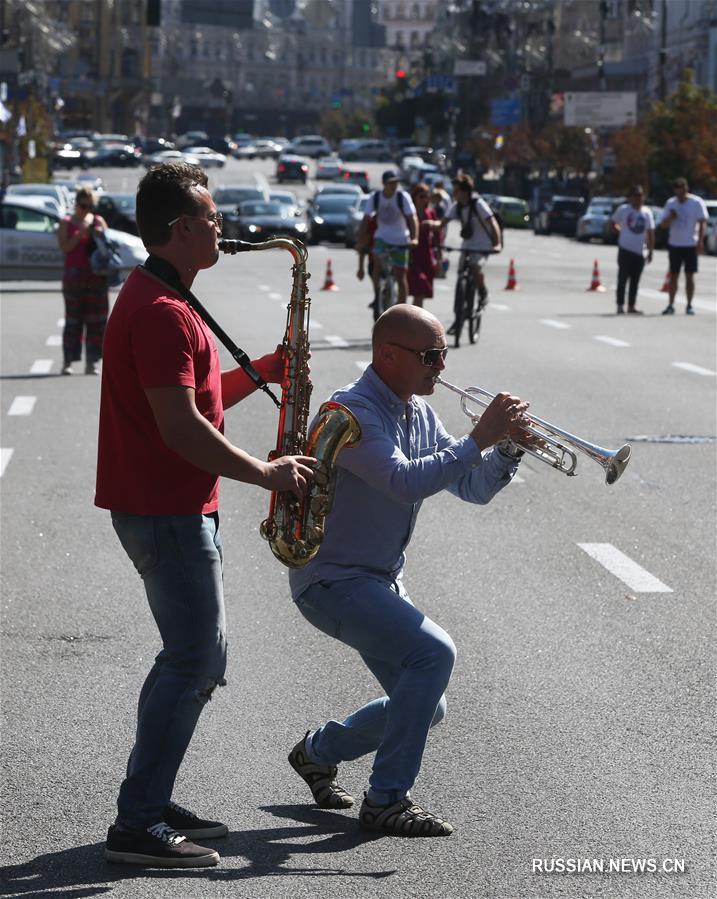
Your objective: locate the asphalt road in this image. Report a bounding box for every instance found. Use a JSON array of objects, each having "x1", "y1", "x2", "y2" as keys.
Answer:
[{"x1": 1, "y1": 158, "x2": 716, "y2": 899}]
